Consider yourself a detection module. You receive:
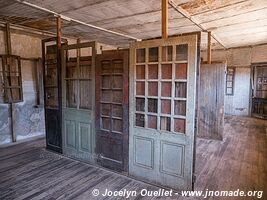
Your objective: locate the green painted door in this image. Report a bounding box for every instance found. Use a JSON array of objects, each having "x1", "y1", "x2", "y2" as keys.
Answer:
[
  {"x1": 129, "y1": 35, "x2": 199, "y2": 191},
  {"x1": 62, "y1": 42, "x2": 96, "y2": 163}
]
